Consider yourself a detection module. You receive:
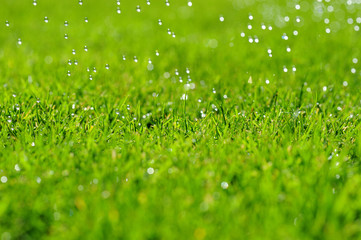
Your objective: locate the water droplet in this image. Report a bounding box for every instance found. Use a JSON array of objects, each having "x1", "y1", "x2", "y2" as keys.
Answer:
[
  {"x1": 134, "y1": 56, "x2": 138, "y2": 62},
  {"x1": 219, "y1": 16, "x2": 224, "y2": 22},
  {"x1": 93, "y1": 67, "x2": 97, "y2": 72},
  {"x1": 17, "y1": 38, "x2": 22, "y2": 45},
  {"x1": 117, "y1": 0, "x2": 120, "y2": 5},
  {"x1": 147, "y1": 167, "x2": 155, "y2": 174},
  {"x1": 282, "y1": 33, "x2": 288, "y2": 40},
  {"x1": 64, "y1": 21, "x2": 69, "y2": 27},
  {"x1": 158, "y1": 19, "x2": 162, "y2": 25},
  {"x1": 44, "y1": 16, "x2": 49, "y2": 23},
  {"x1": 68, "y1": 59, "x2": 72, "y2": 65},
  {"x1": 72, "y1": 49, "x2": 76, "y2": 55},
  {"x1": 165, "y1": 0, "x2": 170, "y2": 6},
  {"x1": 5, "y1": 20, "x2": 9, "y2": 27},
  {"x1": 167, "y1": 28, "x2": 171, "y2": 35},
  {"x1": 1, "y1": 176, "x2": 7, "y2": 183},
  {"x1": 84, "y1": 17, "x2": 88, "y2": 23},
  {"x1": 117, "y1": 7, "x2": 121, "y2": 14},
  {"x1": 147, "y1": 0, "x2": 150, "y2": 5},
  {"x1": 122, "y1": 55, "x2": 126, "y2": 60},
  {"x1": 79, "y1": 0, "x2": 83, "y2": 5},
  {"x1": 84, "y1": 46, "x2": 88, "y2": 52},
  {"x1": 221, "y1": 181, "x2": 229, "y2": 189},
  {"x1": 33, "y1": 0, "x2": 37, "y2": 6},
  {"x1": 64, "y1": 34, "x2": 68, "y2": 39},
  {"x1": 15, "y1": 164, "x2": 20, "y2": 172},
  {"x1": 89, "y1": 75, "x2": 93, "y2": 80},
  {"x1": 188, "y1": 1, "x2": 192, "y2": 6},
  {"x1": 105, "y1": 64, "x2": 110, "y2": 70},
  {"x1": 67, "y1": 71, "x2": 71, "y2": 76},
  {"x1": 136, "y1": 5, "x2": 141, "y2": 12},
  {"x1": 155, "y1": 50, "x2": 159, "y2": 56}
]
